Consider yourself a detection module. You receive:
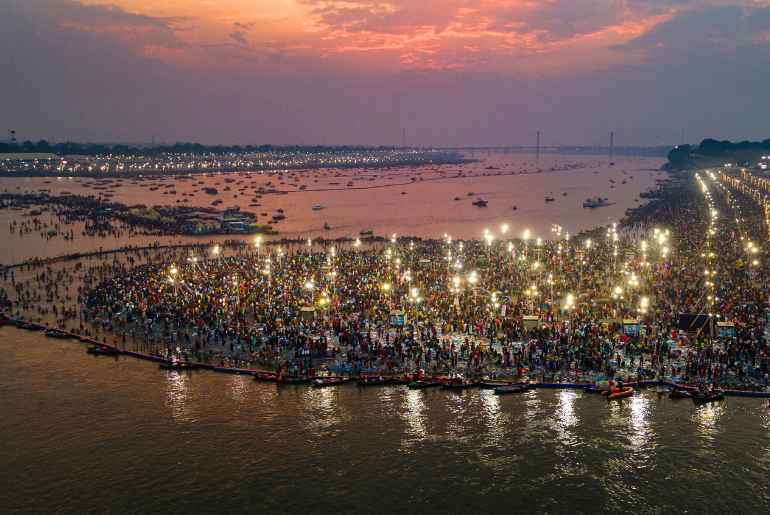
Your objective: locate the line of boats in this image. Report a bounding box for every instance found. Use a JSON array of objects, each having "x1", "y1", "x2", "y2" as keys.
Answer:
[
  {"x1": 245, "y1": 372, "x2": 737, "y2": 404},
  {"x1": 468, "y1": 196, "x2": 613, "y2": 209},
  {"x1": 1, "y1": 317, "x2": 763, "y2": 406}
]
